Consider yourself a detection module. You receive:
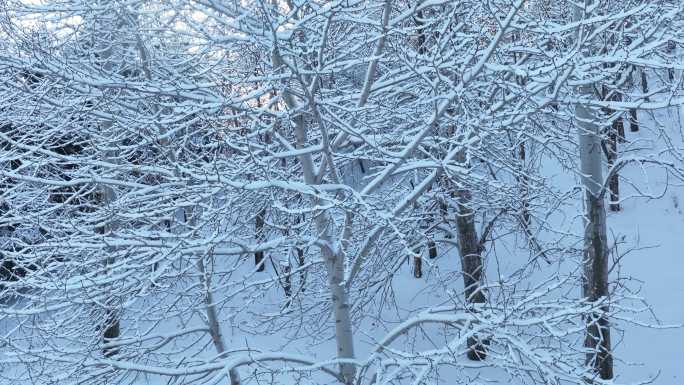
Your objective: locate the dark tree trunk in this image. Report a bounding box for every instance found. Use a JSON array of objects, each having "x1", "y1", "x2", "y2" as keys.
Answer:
[
  {"x1": 97, "y1": 220, "x2": 121, "y2": 357},
  {"x1": 103, "y1": 304, "x2": 120, "y2": 358},
  {"x1": 455, "y1": 187, "x2": 488, "y2": 361},
  {"x1": 412, "y1": 245, "x2": 422, "y2": 279},
  {"x1": 602, "y1": 87, "x2": 622, "y2": 212},
  {"x1": 0, "y1": 153, "x2": 20, "y2": 287},
  {"x1": 255, "y1": 208, "x2": 266, "y2": 272},
  {"x1": 518, "y1": 143, "x2": 531, "y2": 229},
  {"x1": 607, "y1": 113, "x2": 621, "y2": 212},
  {"x1": 296, "y1": 247, "x2": 306, "y2": 292},
  {"x1": 666, "y1": 40, "x2": 676, "y2": 82},
  {"x1": 428, "y1": 239, "x2": 437, "y2": 259},
  {"x1": 617, "y1": 111, "x2": 626, "y2": 143},
  {"x1": 628, "y1": 65, "x2": 640, "y2": 133},
  {"x1": 641, "y1": 69, "x2": 650, "y2": 102},
  {"x1": 629, "y1": 108, "x2": 639, "y2": 132},
  {"x1": 294, "y1": 213, "x2": 306, "y2": 292},
  {"x1": 583, "y1": 193, "x2": 613, "y2": 380},
  {"x1": 283, "y1": 263, "x2": 292, "y2": 298}
]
